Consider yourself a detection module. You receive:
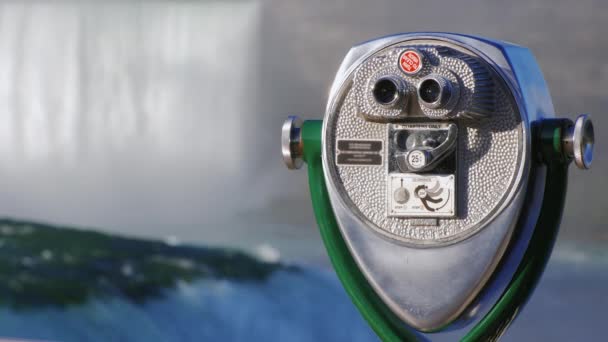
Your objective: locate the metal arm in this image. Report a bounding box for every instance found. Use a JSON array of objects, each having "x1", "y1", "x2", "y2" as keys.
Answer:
[{"x1": 296, "y1": 118, "x2": 574, "y2": 341}]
